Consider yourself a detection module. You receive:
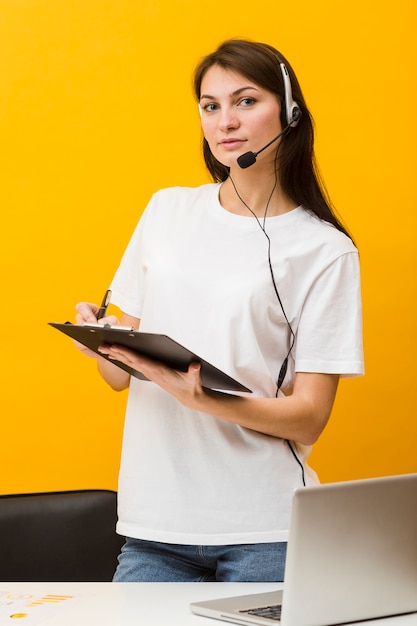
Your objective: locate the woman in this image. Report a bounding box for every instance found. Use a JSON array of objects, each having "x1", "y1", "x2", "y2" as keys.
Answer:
[{"x1": 75, "y1": 39, "x2": 363, "y2": 582}]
